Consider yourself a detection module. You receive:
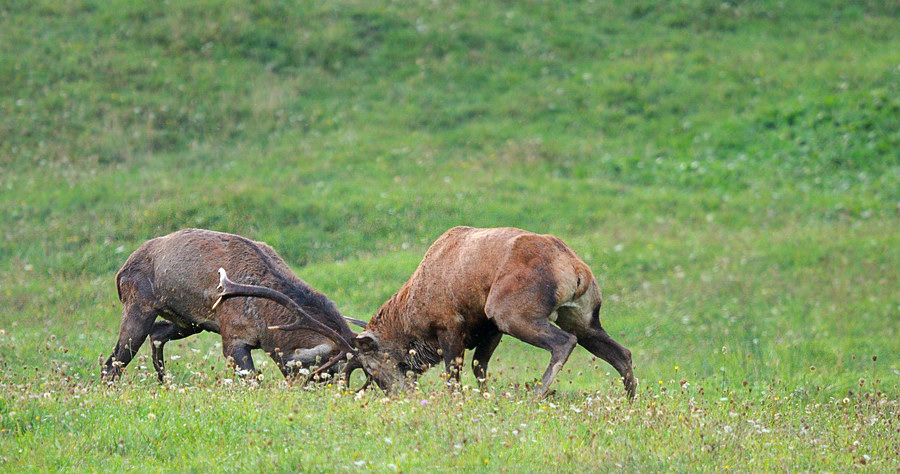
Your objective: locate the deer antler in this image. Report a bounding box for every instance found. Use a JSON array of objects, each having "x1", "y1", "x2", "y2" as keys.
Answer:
[
  {"x1": 213, "y1": 268, "x2": 354, "y2": 378},
  {"x1": 341, "y1": 354, "x2": 372, "y2": 392}
]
